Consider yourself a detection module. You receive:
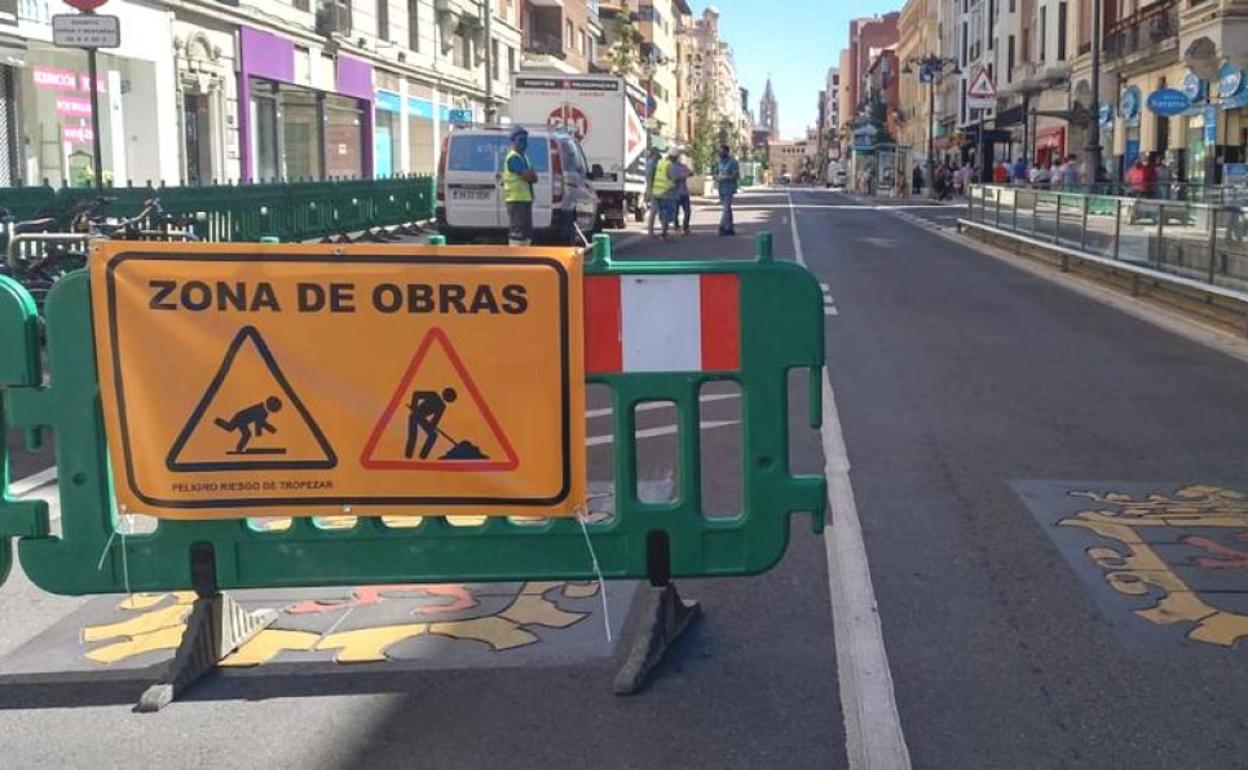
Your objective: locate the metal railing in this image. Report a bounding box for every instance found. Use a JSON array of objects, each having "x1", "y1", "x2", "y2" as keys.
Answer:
[
  {"x1": 964, "y1": 185, "x2": 1248, "y2": 293},
  {"x1": 0, "y1": 175, "x2": 436, "y2": 250},
  {"x1": 1104, "y1": 0, "x2": 1179, "y2": 60}
]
